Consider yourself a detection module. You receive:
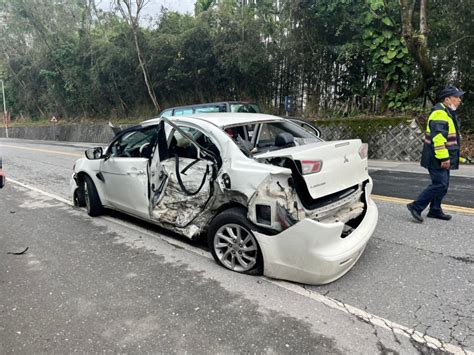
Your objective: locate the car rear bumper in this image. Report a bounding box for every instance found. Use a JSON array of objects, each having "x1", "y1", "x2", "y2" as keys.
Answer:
[{"x1": 254, "y1": 183, "x2": 378, "y2": 285}]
